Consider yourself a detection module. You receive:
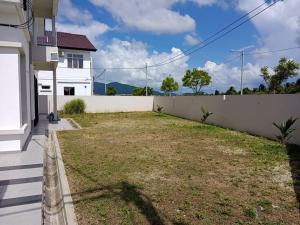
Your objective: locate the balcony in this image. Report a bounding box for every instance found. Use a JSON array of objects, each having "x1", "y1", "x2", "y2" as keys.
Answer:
[
  {"x1": 32, "y1": 0, "x2": 58, "y2": 18},
  {"x1": 32, "y1": 31, "x2": 59, "y2": 71}
]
